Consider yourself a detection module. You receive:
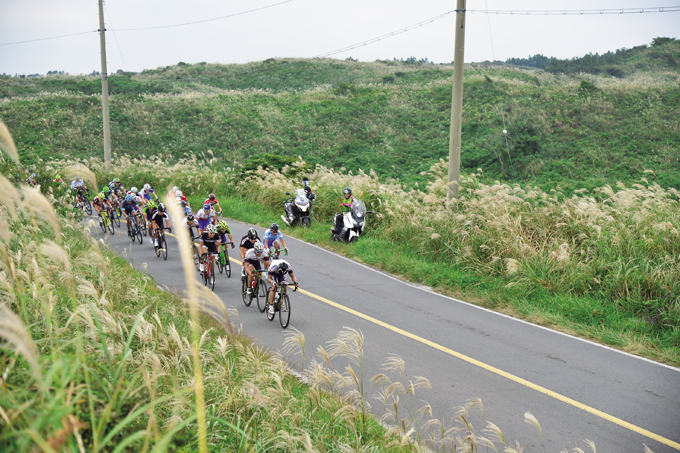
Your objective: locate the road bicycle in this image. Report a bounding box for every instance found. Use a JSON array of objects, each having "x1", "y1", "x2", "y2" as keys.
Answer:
[
  {"x1": 241, "y1": 268, "x2": 267, "y2": 309},
  {"x1": 154, "y1": 227, "x2": 170, "y2": 261},
  {"x1": 266, "y1": 282, "x2": 292, "y2": 328},
  {"x1": 200, "y1": 253, "x2": 216, "y2": 291},
  {"x1": 216, "y1": 242, "x2": 234, "y2": 277},
  {"x1": 98, "y1": 208, "x2": 114, "y2": 235},
  {"x1": 74, "y1": 192, "x2": 92, "y2": 215},
  {"x1": 128, "y1": 212, "x2": 144, "y2": 244},
  {"x1": 110, "y1": 199, "x2": 122, "y2": 227}
]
